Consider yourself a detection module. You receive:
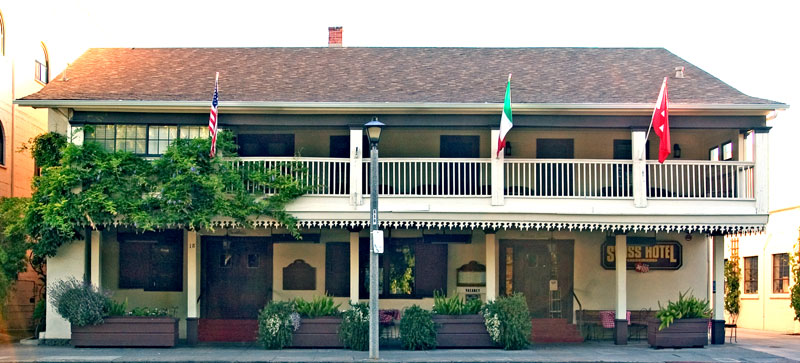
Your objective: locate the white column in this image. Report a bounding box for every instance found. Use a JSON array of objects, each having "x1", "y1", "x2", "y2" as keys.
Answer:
[
  {"x1": 349, "y1": 231, "x2": 360, "y2": 304},
  {"x1": 485, "y1": 232, "x2": 499, "y2": 301},
  {"x1": 186, "y1": 230, "x2": 199, "y2": 319},
  {"x1": 754, "y1": 129, "x2": 769, "y2": 214},
  {"x1": 615, "y1": 234, "x2": 627, "y2": 319},
  {"x1": 737, "y1": 131, "x2": 748, "y2": 198},
  {"x1": 43, "y1": 239, "x2": 87, "y2": 339},
  {"x1": 490, "y1": 129, "x2": 504, "y2": 206},
  {"x1": 350, "y1": 128, "x2": 363, "y2": 206},
  {"x1": 713, "y1": 235, "x2": 725, "y2": 321},
  {"x1": 90, "y1": 230, "x2": 102, "y2": 287},
  {"x1": 632, "y1": 130, "x2": 647, "y2": 207}
]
